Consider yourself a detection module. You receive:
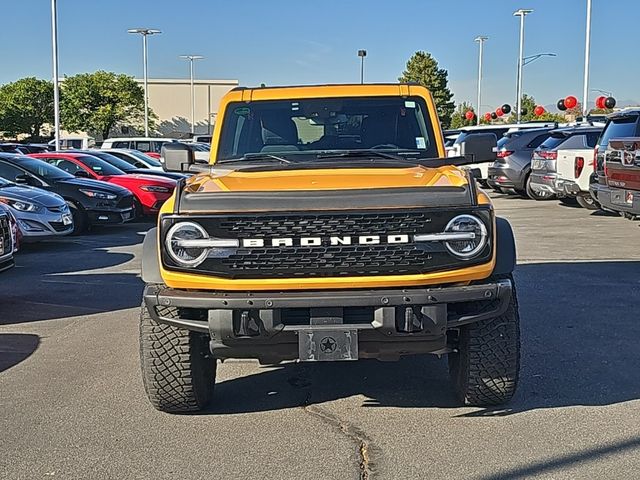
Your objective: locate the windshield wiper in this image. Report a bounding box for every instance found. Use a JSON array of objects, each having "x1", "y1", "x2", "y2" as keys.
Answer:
[
  {"x1": 218, "y1": 153, "x2": 294, "y2": 165},
  {"x1": 315, "y1": 149, "x2": 410, "y2": 161}
]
